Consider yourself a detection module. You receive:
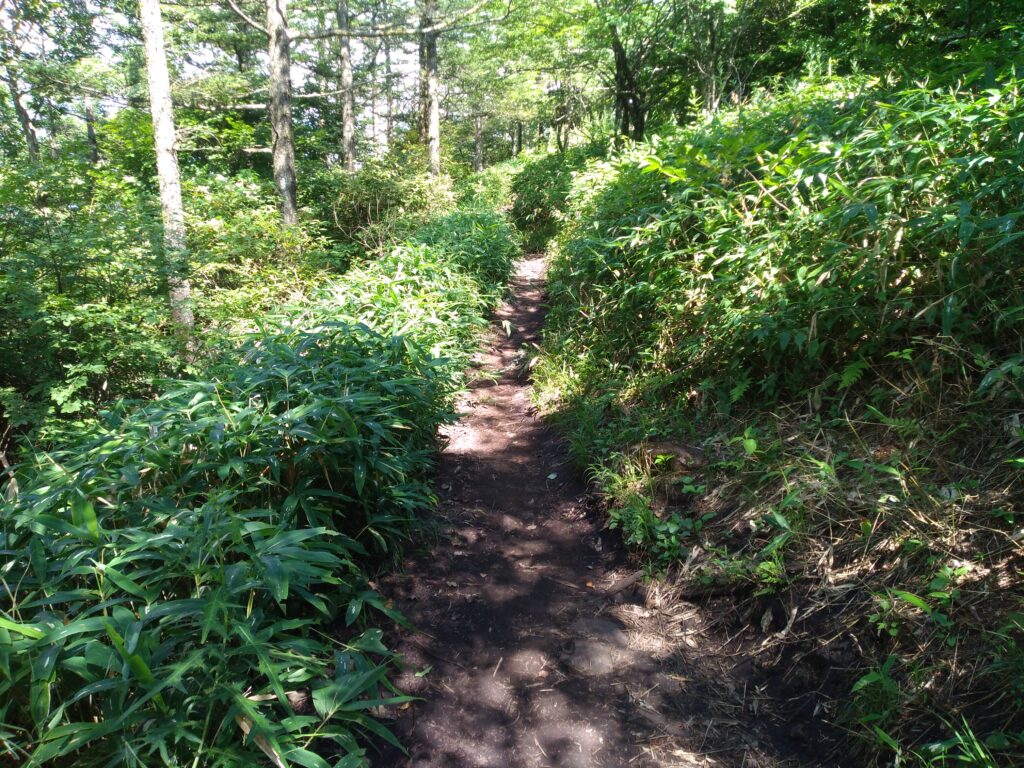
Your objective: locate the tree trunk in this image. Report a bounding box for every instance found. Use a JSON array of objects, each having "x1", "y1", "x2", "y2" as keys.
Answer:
[
  {"x1": 418, "y1": 27, "x2": 428, "y2": 138},
  {"x1": 234, "y1": 42, "x2": 248, "y2": 72},
  {"x1": 610, "y1": 26, "x2": 644, "y2": 142},
  {"x1": 4, "y1": 69, "x2": 39, "y2": 161},
  {"x1": 473, "y1": 113, "x2": 484, "y2": 171},
  {"x1": 85, "y1": 96, "x2": 100, "y2": 164},
  {"x1": 336, "y1": 0, "x2": 356, "y2": 171},
  {"x1": 420, "y1": 0, "x2": 441, "y2": 176},
  {"x1": 138, "y1": 0, "x2": 194, "y2": 333},
  {"x1": 45, "y1": 97, "x2": 60, "y2": 157},
  {"x1": 515, "y1": 120, "x2": 523, "y2": 155},
  {"x1": 267, "y1": 0, "x2": 298, "y2": 225},
  {"x1": 367, "y1": 39, "x2": 378, "y2": 154},
  {"x1": 630, "y1": 95, "x2": 645, "y2": 142},
  {"x1": 383, "y1": 33, "x2": 394, "y2": 149}
]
